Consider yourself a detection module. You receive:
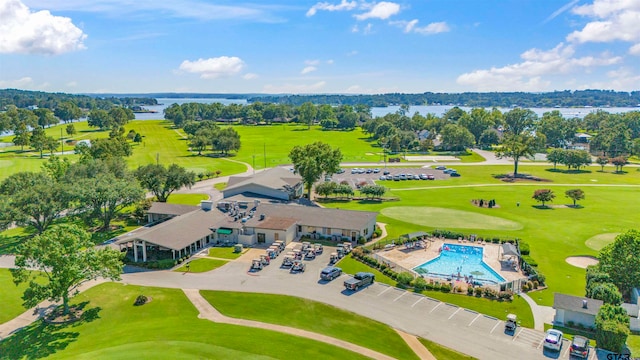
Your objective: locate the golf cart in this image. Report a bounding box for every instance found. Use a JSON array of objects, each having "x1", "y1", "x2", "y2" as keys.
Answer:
[
  {"x1": 301, "y1": 241, "x2": 311, "y2": 251},
  {"x1": 281, "y1": 254, "x2": 294, "y2": 267},
  {"x1": 266, "y1": 247, "x2": 278, "y2": 259},
  {"x1": 342, "y1": 242, "x2": 352, "y2": 253},
  {"x1": 290, "y1": 260, "x2": 306, "y2": 273},
  {"x1": 292, "y1": 249, "x2": 302, "y2": 260},
  {"x1": 251, "y1": 258, "x2": 263, "y2": 271},
  {"x1": 304, "y1": 249, "x2": 316, "y2": 260},
  {"x1": 505, "y1": 314, "x2": 517, "y2": 333},
  {"x1": 313, "y1": 243, "x2": 323, "y2": 254},
  {"x1": 260, "y1": 254, "x2": 270, "y2": 265},
  {"x1": 336, "y1": 247, "x2": 345, "y2": 258},
  {"x1": 329, "y1": 252, "x2": 339, "y2": 264}
]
